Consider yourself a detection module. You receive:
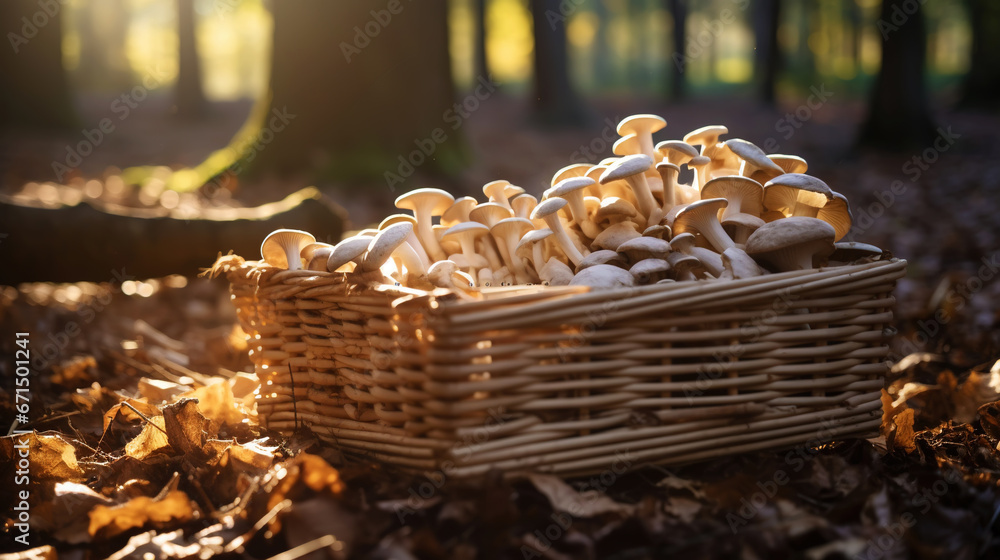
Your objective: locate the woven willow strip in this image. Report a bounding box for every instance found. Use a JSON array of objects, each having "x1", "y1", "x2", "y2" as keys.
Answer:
[{"x1": 213, "y1": 254, "x2": 905, "y2": 477}]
